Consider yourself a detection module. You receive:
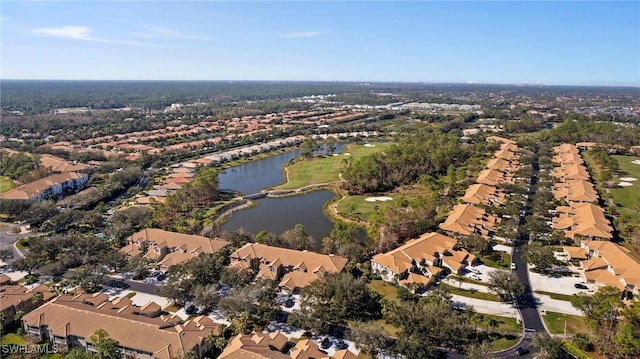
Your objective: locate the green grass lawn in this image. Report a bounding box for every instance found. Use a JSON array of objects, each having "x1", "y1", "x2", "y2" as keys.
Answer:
[
  {"x1": 275, "y1": 142, "x2": 394, "y2": 190},
  {"x1": 337, "y1": 194, "x2": 398, "y2": 222},
  {"x1": 1, "y1": 333, "x2": 25, "y2": 345},
  {"x1": 439, "y1": 283, "x2": 502, "y2": 301},
  {"x1": 542, "y1": 311, "x2": 587, "y2": 335},
  {"x1": 611, "y1": 155, "x2": 640, "y2": 213},
  {"x1": 479, "y1": 252, "x2": 511, "y2": 269},
  {"x1": 367, "y1": 279, "x2": 401, "y2": 303},
  {"x1": 480, "y1": 313, "x2": 522, "y2": 333},
  {"x1": 0, "y1": 176, "x2": 14, "y2": 193},
  {"x1": 489, "y1": 334, "x2": 520, "y2": 351},
  {"x1": 534, "y1": 290, "x2": 577, "y2": 302},
  {"x1": 16, "y1": 237, "x2": 30, "y2": 250}
]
